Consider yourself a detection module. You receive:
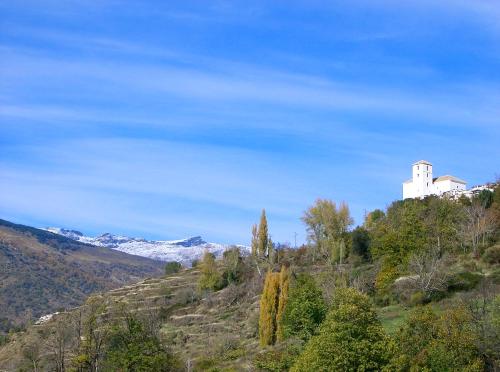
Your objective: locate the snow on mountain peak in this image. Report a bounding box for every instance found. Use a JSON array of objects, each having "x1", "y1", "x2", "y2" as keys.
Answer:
[{"x1": 42, "y1": 227, "x2": 248, "y2": 266}]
